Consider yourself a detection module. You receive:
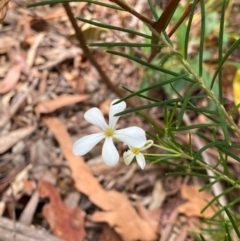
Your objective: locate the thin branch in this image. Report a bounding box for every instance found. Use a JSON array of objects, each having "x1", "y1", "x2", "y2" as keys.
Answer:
[
  {"x1": 148, "y1": 0, "x2": 181, "y2": 62},
  {"x1": 153, "y1": 0, "x2": 180, "y2": 33},
  {"x1": 168, "y1": 3, "x2": 193, "y2": 37},
  {"x1": 109, "y1": 0, "x2": 154, "y2": 25},
  {"x1": 62, "y1": 3, "x2": 126, "y2": 101}
]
